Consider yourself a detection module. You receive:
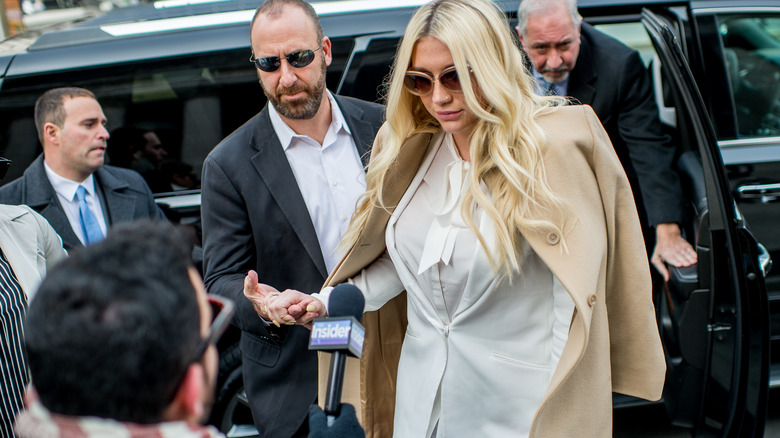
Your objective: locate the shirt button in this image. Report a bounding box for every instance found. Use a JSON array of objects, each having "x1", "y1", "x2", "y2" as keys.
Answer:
[
  {"x1": 333, "y1": 182, "x2": 338, "y2": 187},
  {"x1": 546, "y1": 233, "x2": 560, "y2": 245},
  {"x1": 588, "y1": 294, "x2": 597, "y2": 307}
]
